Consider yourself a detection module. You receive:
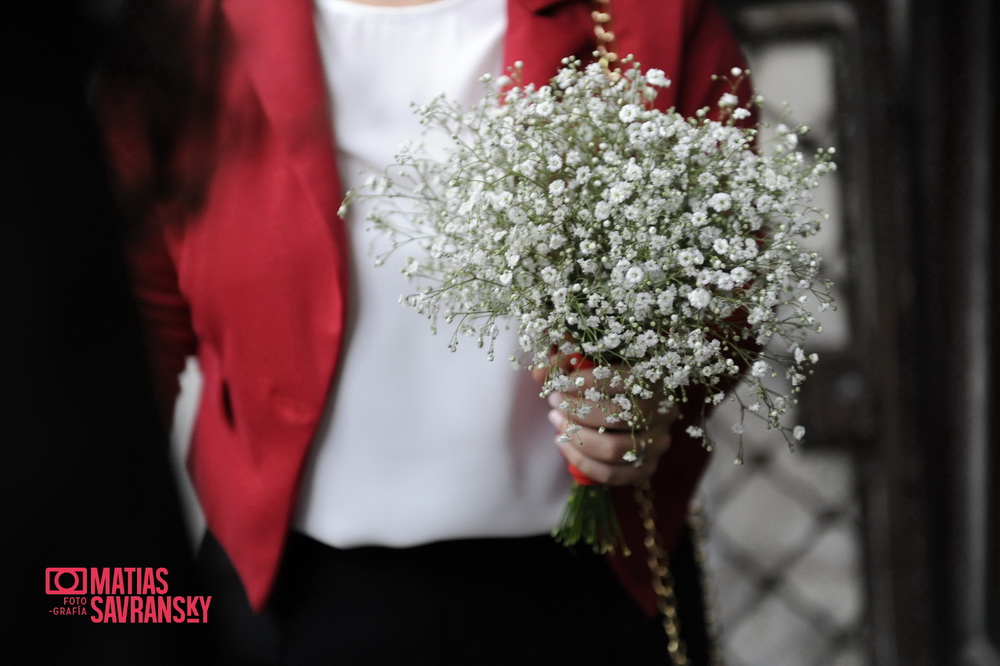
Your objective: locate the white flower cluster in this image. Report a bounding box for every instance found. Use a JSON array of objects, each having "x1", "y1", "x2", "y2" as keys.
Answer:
[{"x1": 343, "y1": 58, "x2": 836, "y2": 450}]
